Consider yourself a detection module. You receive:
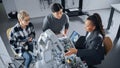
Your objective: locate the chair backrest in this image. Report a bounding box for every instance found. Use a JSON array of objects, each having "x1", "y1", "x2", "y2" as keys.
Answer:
[
  {"x1": 103, "y1": 36, "x2": 113, "y2": 55},
  {"x1": 6, "y1": 28, "x2": 12, "y2": 40},
  {"x1": 6, "y1": 28, "x2": 19, "y2": 57},
  {"x1": 6, "y1": 28, "x2": 25, "y2": 67}
]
